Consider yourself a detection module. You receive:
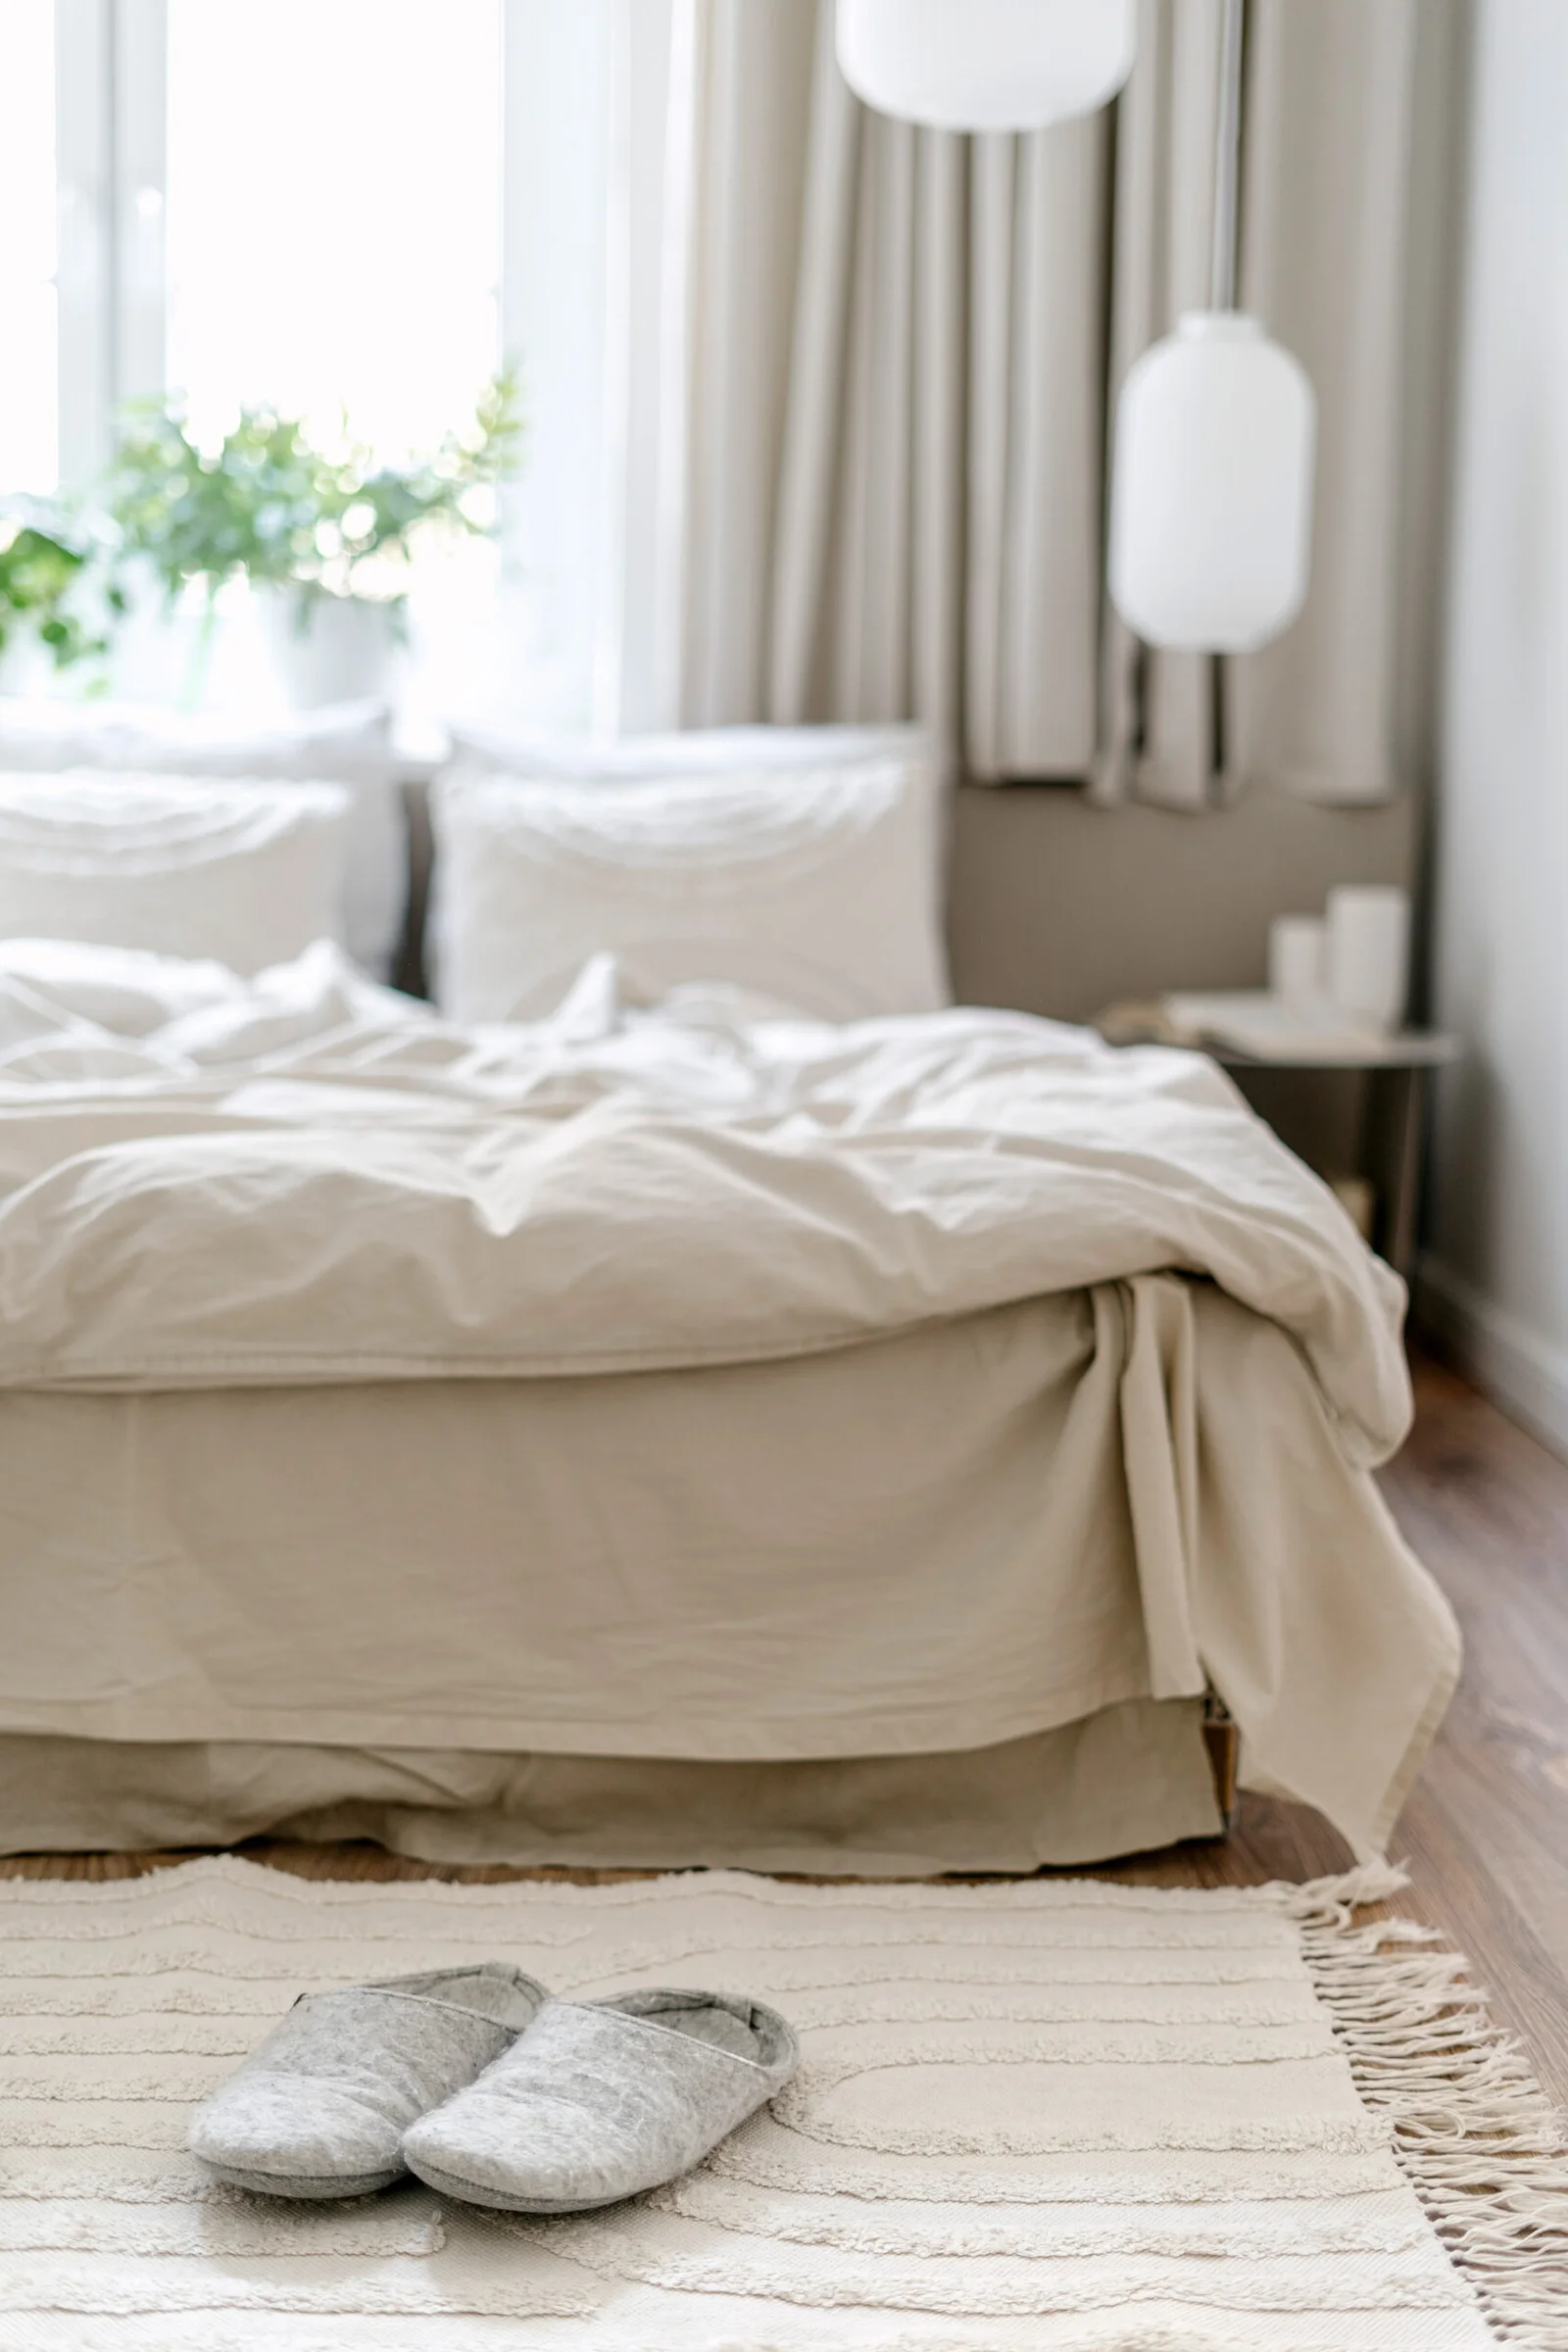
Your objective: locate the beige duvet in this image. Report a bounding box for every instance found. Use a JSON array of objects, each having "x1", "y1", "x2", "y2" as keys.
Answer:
[{"x1": 0, "y1": 941, "x2": 1456, "y2": 1858}]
